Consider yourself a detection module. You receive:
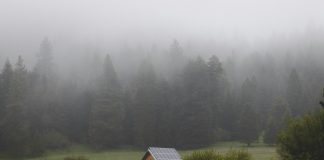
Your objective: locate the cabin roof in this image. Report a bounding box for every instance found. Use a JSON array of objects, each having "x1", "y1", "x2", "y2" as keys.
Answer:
[{"x1": 142, "y1": 147, "x2": 182, "y2": 160}]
